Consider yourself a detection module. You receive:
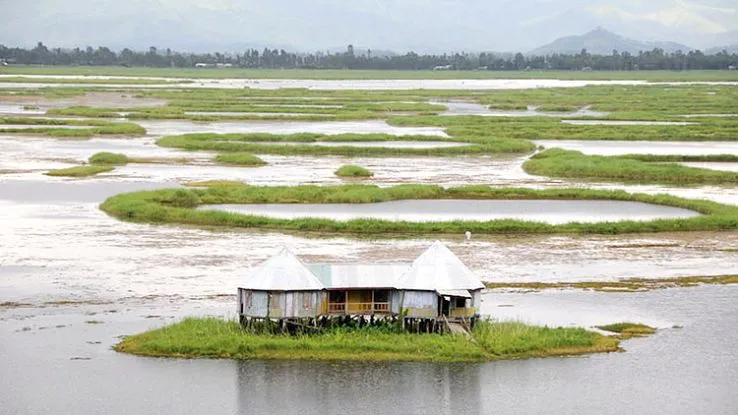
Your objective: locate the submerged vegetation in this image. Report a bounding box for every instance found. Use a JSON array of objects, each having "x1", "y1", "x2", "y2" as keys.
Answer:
[
  {"x1": 484, "y1": 274, "x2": 738, "y2": 292},
  {"x1": 524, "y1": 149, "x2": 738, "y2": 185},
  {"x1": 45, "y1": 165, "x2": 114, "y2": 177},
  {"x1": 596, "y1": 322, "x2": 657, "y2": 339},
  {"x1": 114, "y1": 317, "x2": 634, "y2": 362},
  {"x1": 99, "y1": 184, "x2": 738, "y2": 236},
  {"x1": 335, "y1": 165, "x2": 374, "y2": 178}
]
